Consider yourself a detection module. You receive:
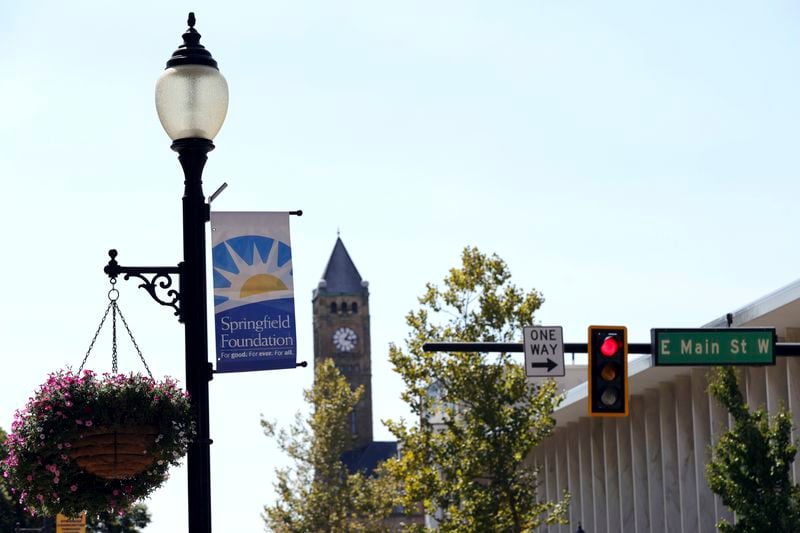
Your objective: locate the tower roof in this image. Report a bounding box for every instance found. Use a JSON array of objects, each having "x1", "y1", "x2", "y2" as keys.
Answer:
[{"x1": 317, "y1": 237, "x2": 368, "y2": 295}]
